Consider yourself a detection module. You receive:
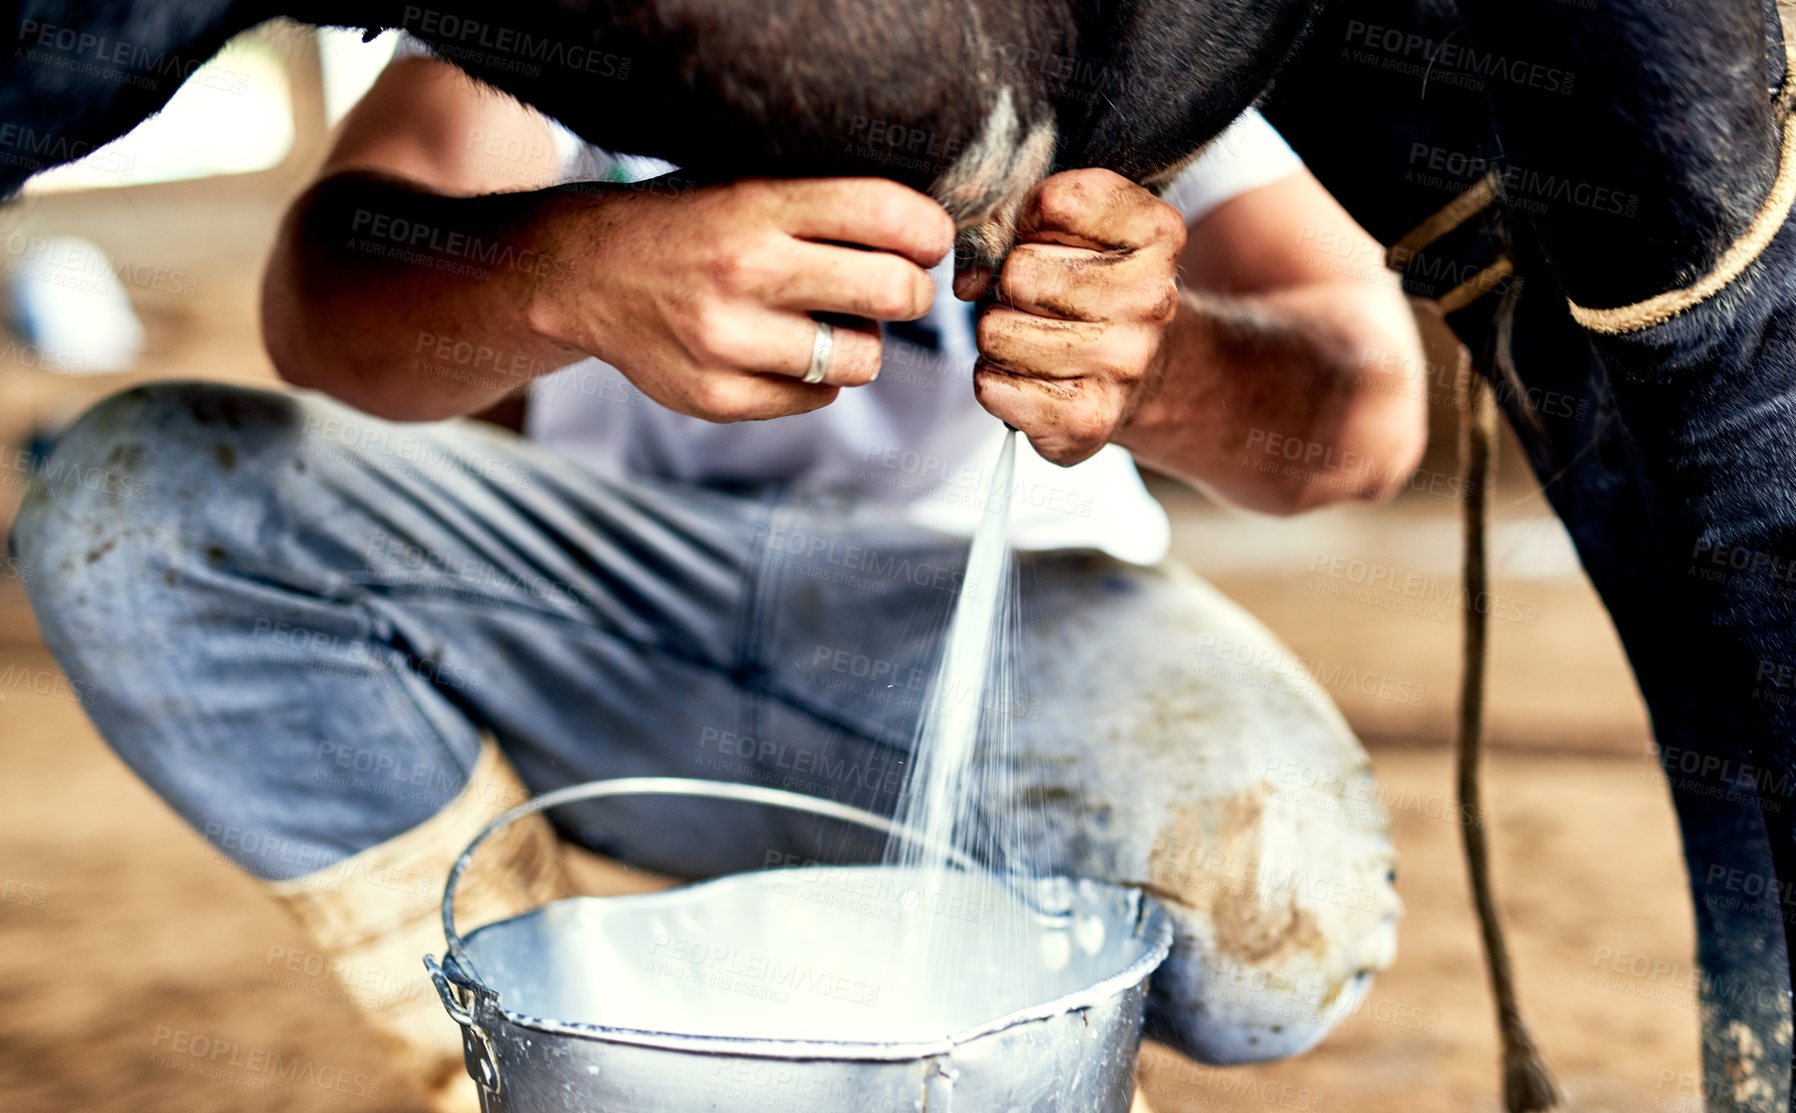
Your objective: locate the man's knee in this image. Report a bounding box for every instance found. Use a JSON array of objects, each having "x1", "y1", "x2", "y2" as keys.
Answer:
[
  {"x1": 12, "y1": 380, "x2": 303, "y2": 632},
  {"x1": 1146, "y1": 922, "x2": 1388, "y2": 1065},
  {"x1": 1141, "y1": 780, "x2": 1400, "y2": 1065},
  {"x1": 18, "y1": 377, "x2": 299, "y2": 519}
]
